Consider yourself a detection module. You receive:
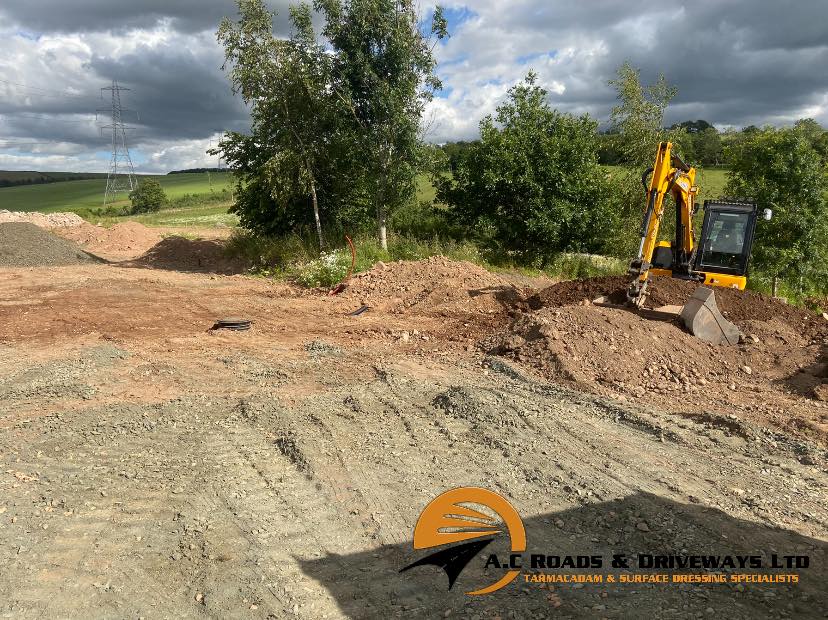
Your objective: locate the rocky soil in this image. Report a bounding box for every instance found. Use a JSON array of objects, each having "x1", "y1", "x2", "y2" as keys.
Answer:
[
  {"x1": 0, "y1": 209, "x2": 85, "y2": 228},
  {"x1": 0, "y1": 245, "x2": 825, "y2": 619},
  {"x1": 490, "y1": 277, "x2": 828, "y2": 443},
  {"x1": 344, "y1": 255, "x2": 525, "y2": 315}
]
